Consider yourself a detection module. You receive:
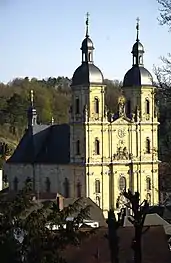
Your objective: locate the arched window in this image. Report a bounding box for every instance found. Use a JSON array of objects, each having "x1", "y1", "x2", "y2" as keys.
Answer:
[
  {"x1": 88, "y1": 52, "x2": 91, "y2": 61},
  {"x1": 94, "y1": 97, "x2": 99, "y2": 114},
  {"x1": 76, "y1": 140, "x2": 80, "y2": 155},
  {"x1": 13, "y1": 177, "x2": 18, "y2": 191},
  {"x1": 75, "y1": 98, "x2": 80, "y2": 114},
  {"x1": 146, "y1": 177, "x2": 151, "y2": 191},
  {"x1": 119, "y1": 176, "x2": 126, "y2": 191},
  {"x1": 76, "y1": 181, "x2": 82, "y2": 198},
  {"x1": 95, "y1": 138, "x2": 100, "y2": 155},
  {"x1": 63, "y1": 178, "x2": 70, "y2": 198},
  {"x1": 96, "y1": 196, "x2": 100, "y2": 207},
  {"x1": 146, "y1": 138, "x2": 151, "y2": 153},
  {"x1": 25, "y1": 177, "x2": 32, "y2": 189},
  {"x1": 145, "y1": 99, "x2": 150, "y2": 114},
  {"x1": 95, "y1": 180, "x2": 100, "y2": 193},
  {"x1": 147, "y1": 193, "x2": 151, "y2": 205},
  {"x1": 45, "y1": 177, "x2": 51, "y2": 193},
  {"x1": 127, "y1": 100, "x2": 131, "y2": 116},
  {"x1": 139, "y1": 55, "x2": 143, "y2": 64}
]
